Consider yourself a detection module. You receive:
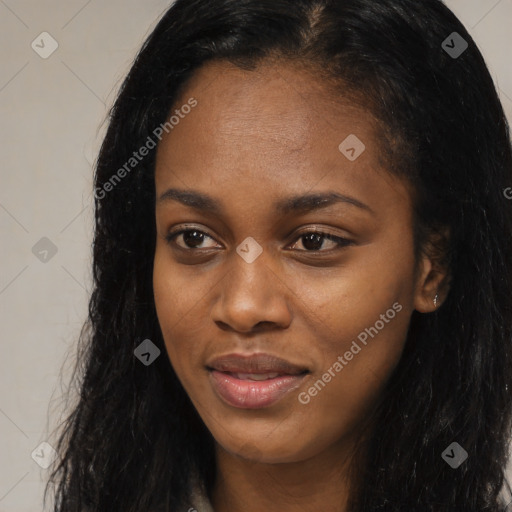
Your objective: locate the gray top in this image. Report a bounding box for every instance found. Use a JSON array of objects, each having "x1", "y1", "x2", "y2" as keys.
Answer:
[
  {"x1": 174, "y1": 474, "x2": 512, "y2": 511},
  {"x1": 185, "y1": 485, "x2": 214, "y2": 512},
  {"x1": 177, "y1": 477, "x2": 215, "y2": 512}
]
